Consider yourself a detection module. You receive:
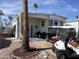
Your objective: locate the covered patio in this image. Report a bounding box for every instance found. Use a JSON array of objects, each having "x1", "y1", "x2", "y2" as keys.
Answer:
[{"x1": 15, "y1": 13, "x2": 49, "y2": 39}]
